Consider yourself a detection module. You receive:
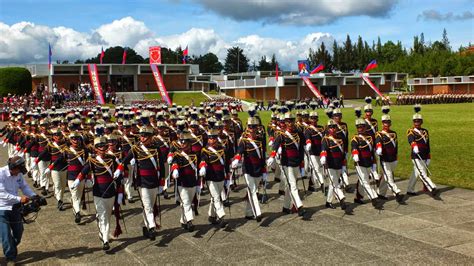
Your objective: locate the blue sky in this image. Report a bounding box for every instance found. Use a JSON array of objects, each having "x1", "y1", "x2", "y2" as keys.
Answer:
[{"x1": 0, "y1": 0, "x2": 472, "y2": 66}]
